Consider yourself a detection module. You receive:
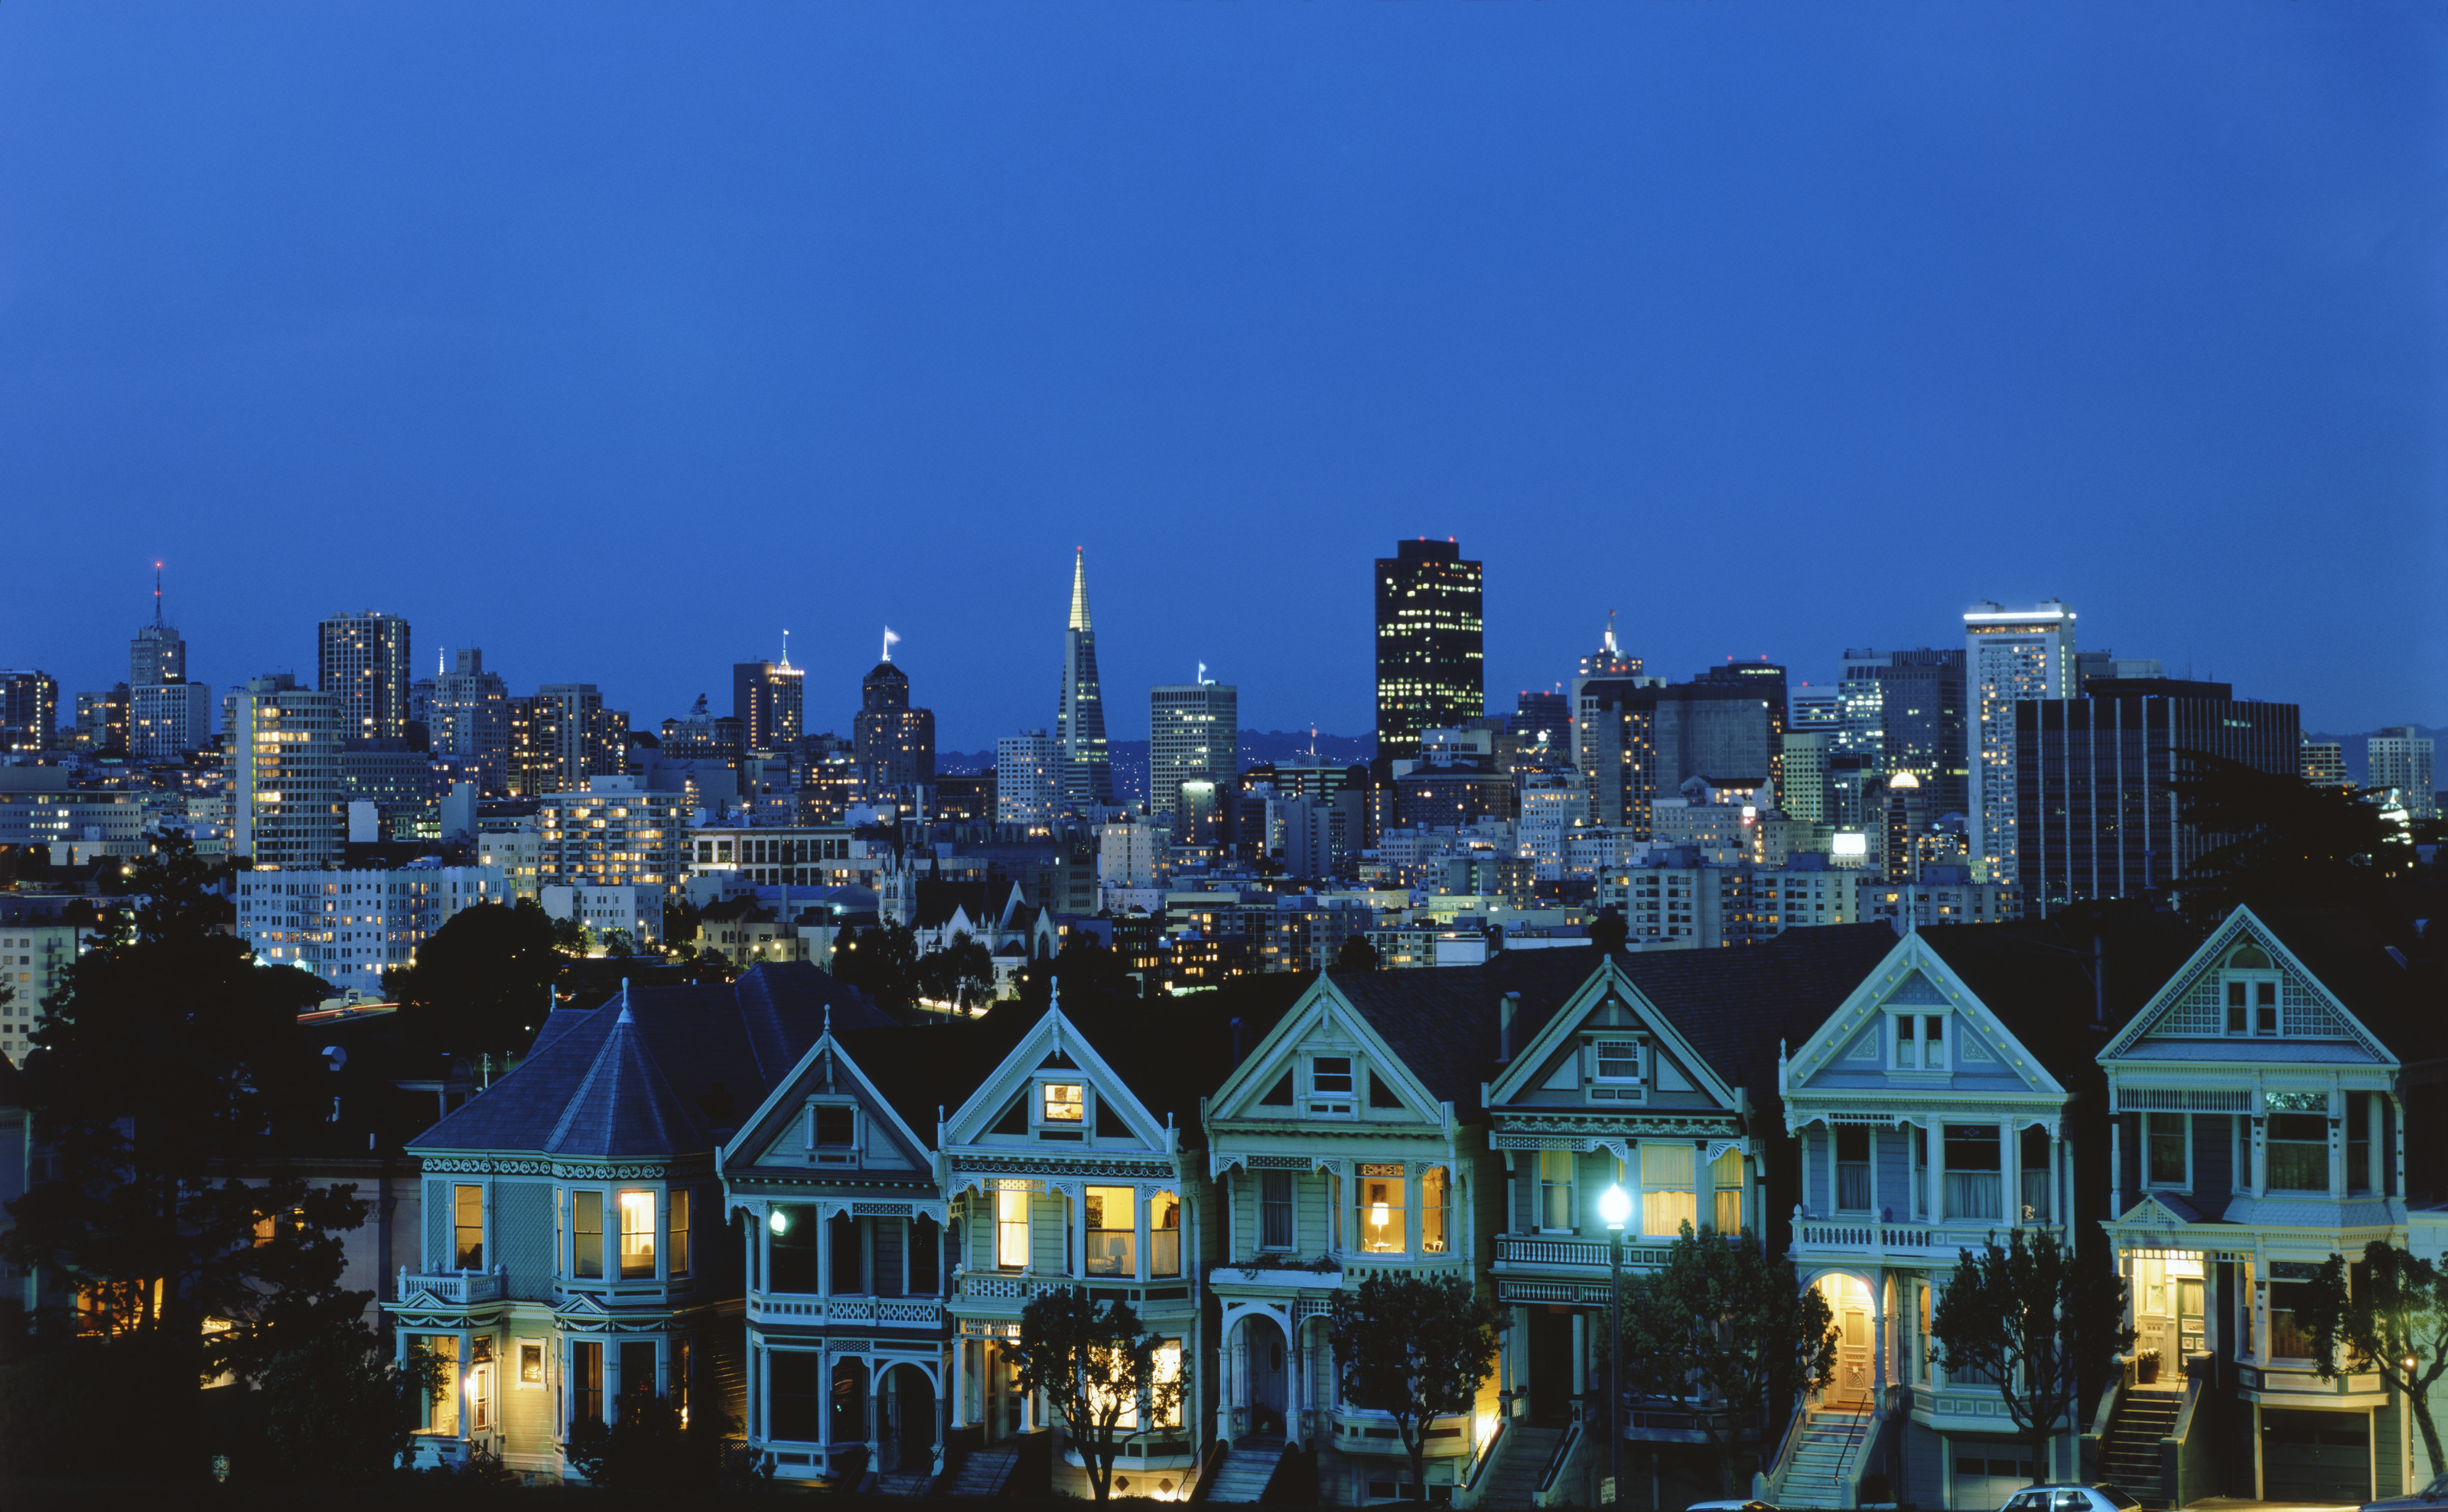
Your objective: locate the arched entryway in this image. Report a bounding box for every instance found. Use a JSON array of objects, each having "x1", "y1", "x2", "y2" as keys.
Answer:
[
  {"x1": 1813, "y1": 1274, "x2": 1875, "y2": 1406},
  {"x1": 879, "y1": 1362, "x2": 937, "y2": 1473},
  {"x1": 1240, "y1": 1314, "x2": 1289, "y2": 1440}
]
